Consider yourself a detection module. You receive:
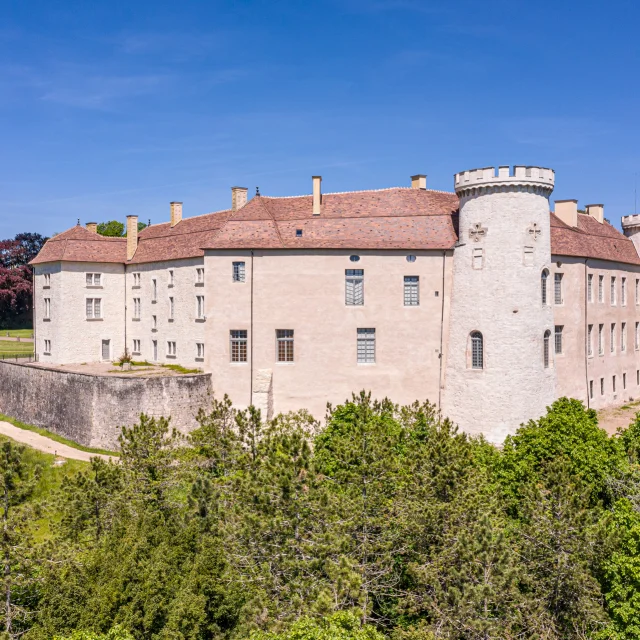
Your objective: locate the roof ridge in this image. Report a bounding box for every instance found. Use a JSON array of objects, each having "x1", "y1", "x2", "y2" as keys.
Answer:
[
  {"x1": 262, "y1": 187, "x2": 456, "y2": 199},
  {"x1": 144, "y1": 208, "x2": 233, "y2": 229}
]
